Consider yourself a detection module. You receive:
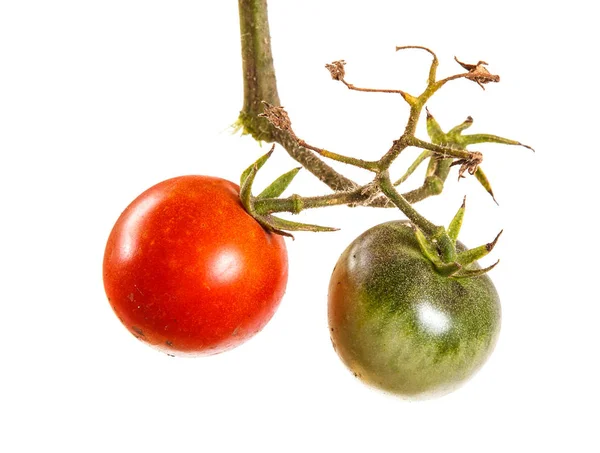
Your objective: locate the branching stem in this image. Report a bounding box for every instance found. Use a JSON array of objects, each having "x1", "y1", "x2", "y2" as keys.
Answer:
[
  {"x1": 237, "y1": 0, "x2": 514, "y2": 245},
  {"x1": 237, "y1": 0, "x2": 356, "y2": 192}
]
